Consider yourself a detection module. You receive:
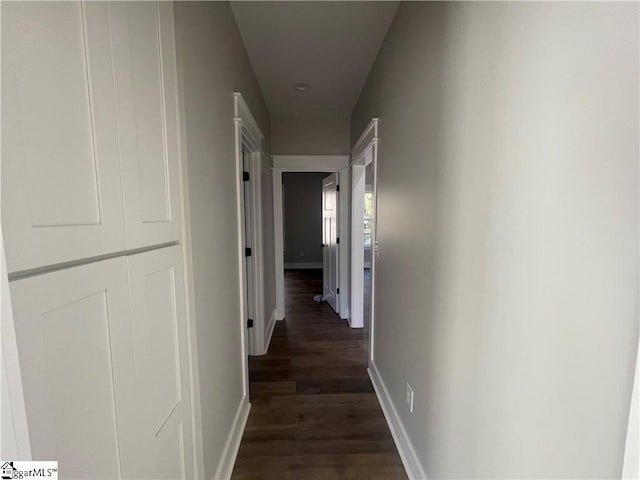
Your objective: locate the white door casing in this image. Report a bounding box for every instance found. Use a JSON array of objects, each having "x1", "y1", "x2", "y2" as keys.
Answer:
[
  {"x1": 272, "y1": 155, "x2": 351, "y2": 322},
  {"x1": 234, "y1": 93, "x2": 266, "y2": 362},
  {"x1": 322, "y1": 173, "x2": 339, "y2": 313},
  {"x1": 242, "y1": 149, "x2": 256, "y2": 354},
  {"x1": 350, "y1": 119, "x2": 379, "y2": 351},
  {"x1": 350, "y1": 164, "x2": 366, "y2": 329},
  {"x1": 0, "y1": 230, "x2": 31, "y2": 461}
]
